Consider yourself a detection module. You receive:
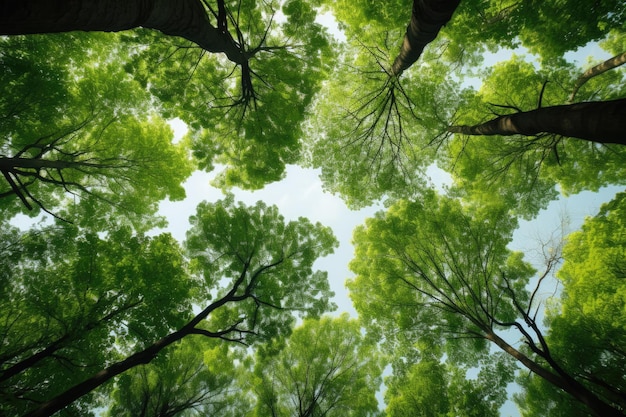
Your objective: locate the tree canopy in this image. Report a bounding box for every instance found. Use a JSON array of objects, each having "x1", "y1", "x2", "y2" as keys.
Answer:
[
  {"x1": 1, "y1": 0, "x2": 625, "y2": 416},
  {"x1": 249, "y1": 314, "x2": 382, "y2": 417},
  {"x1": 0, "y1": 224, "x2": 192, "y2": 415},
  {"x1": 348, "y1": 191, "x2": 625, "y2": 416},
  {"x1": 515, "y1": 192, "x2": 626, "y2": 416}
]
